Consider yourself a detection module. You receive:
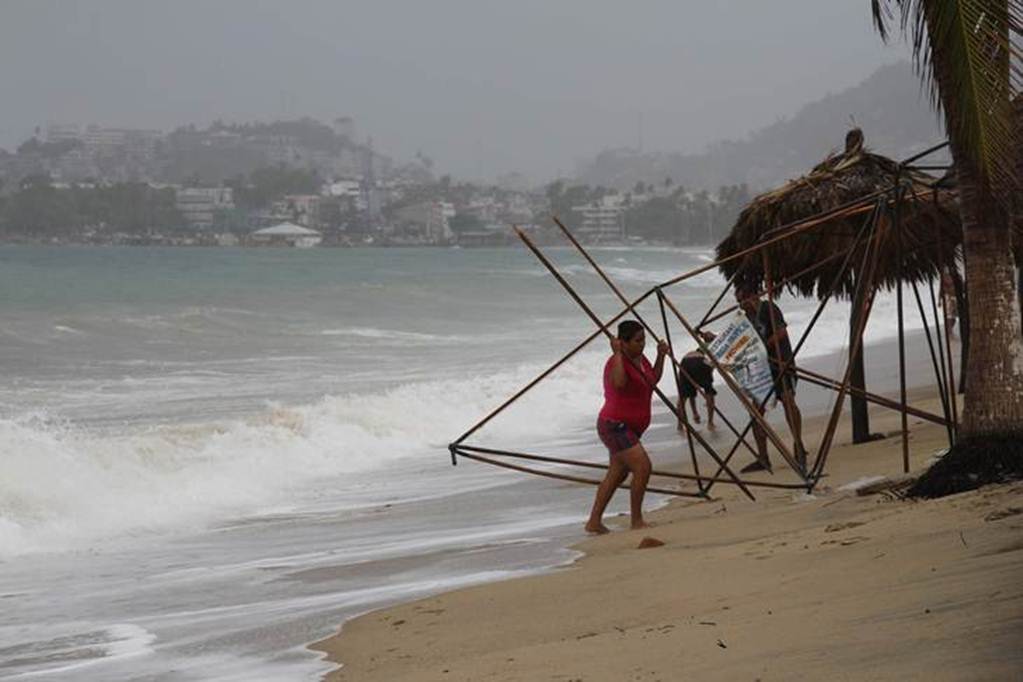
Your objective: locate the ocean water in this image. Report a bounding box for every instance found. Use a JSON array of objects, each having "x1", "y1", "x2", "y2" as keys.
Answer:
[{"x1": 0, "y1": 245, "x2": 934, "y2": 680}]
